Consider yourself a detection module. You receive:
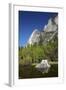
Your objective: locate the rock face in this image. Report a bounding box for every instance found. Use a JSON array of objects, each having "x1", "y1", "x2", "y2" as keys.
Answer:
[
  {"x1": 27, "y1": 16, "x2": 58, "y2": 46},
  {"x1": 27, "y1": 29, "x2": 40, "y2": 45},
  {"x1": 35, "y1": 60, "x2": 50, "y2": 73}
]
